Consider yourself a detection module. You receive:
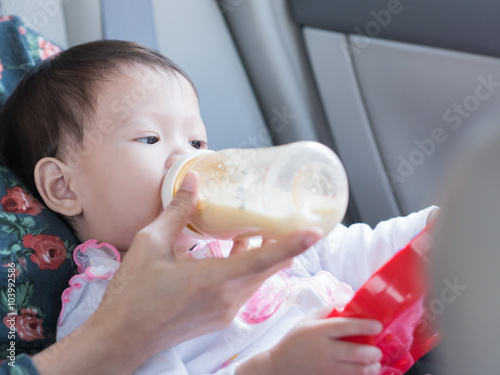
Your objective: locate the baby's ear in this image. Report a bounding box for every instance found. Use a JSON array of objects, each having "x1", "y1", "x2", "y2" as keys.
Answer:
[{"x1": 34, "y1": 157, "x2": 82, "y2": 217}]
